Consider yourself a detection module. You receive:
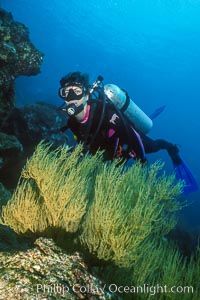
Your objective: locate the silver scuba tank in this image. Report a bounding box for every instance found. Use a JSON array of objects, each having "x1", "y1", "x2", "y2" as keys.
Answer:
[{"x1": 104, "y1": 84, "x2": 153, "y2": 134}]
